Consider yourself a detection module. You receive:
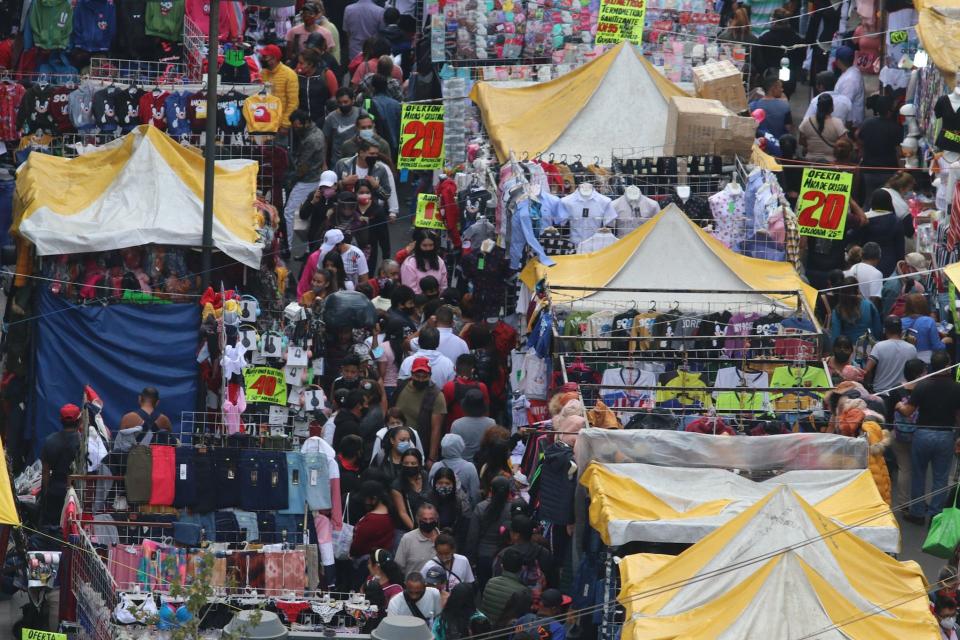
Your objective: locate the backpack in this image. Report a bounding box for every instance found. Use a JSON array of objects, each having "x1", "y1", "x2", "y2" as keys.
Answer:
[
  {"x1": 452, "y1": 380, "x2": 480, "y2": 407},
  {"x1": 517, "y1": 554, "x2": 548, "y2": 608},
  {"x1": 472, "y1": 349, "x2": 496, "y2": 388}
]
